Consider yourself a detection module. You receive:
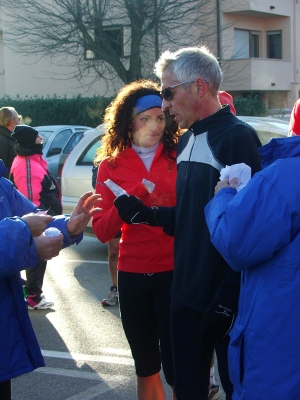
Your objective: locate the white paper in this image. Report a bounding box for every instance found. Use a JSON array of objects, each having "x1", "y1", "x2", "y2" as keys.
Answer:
[
  {"x1": 142, "y1": 179, "x2": 155, "y2": 193},
  {"x1": 105, "y1": 178, "x2": 156, "y2": 197},
  {"x1": 219, "y1": 163, "x2": 251, "y2": 192},
  {"x1": 104, "y1": 179, "x2": 128, "y2": 197}
]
